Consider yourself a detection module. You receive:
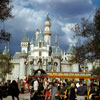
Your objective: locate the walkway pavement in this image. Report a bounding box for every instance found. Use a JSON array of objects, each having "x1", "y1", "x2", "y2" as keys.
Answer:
[{"x1": 3, "y1": 93, "x2": 30, "y2": 100}]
